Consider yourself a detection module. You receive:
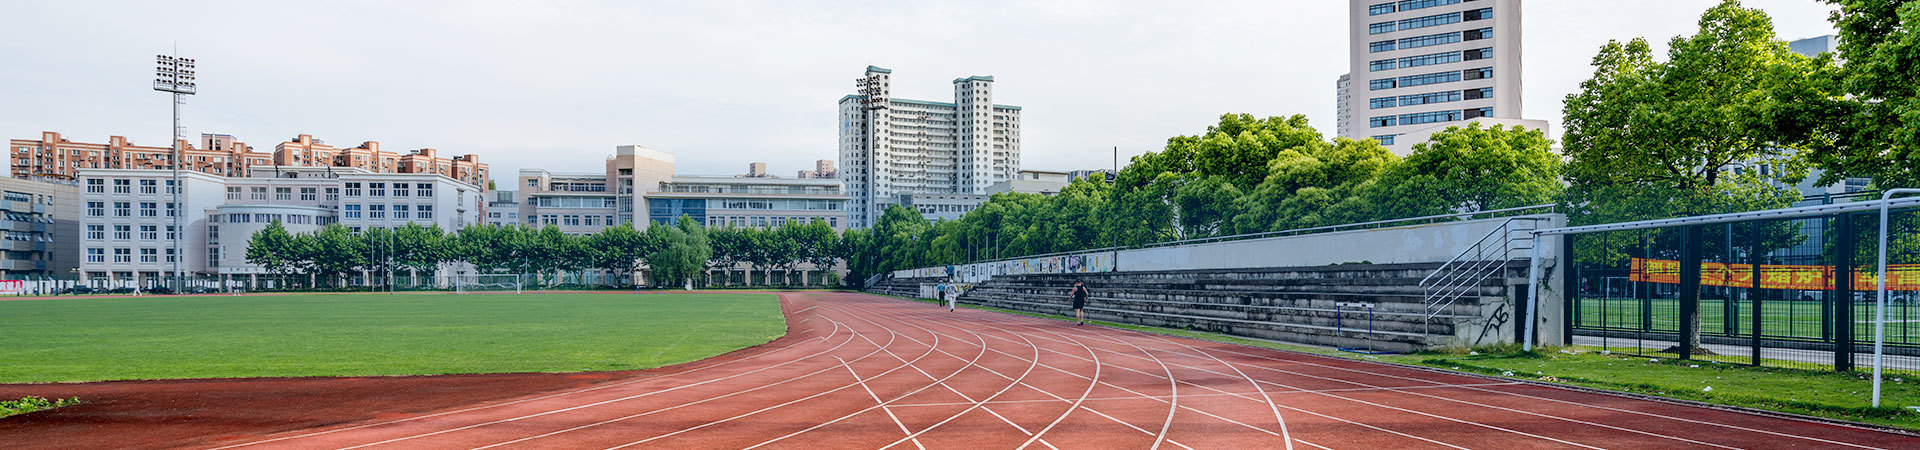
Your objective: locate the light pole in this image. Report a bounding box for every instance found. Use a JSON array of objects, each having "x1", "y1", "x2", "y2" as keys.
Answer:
[{"x1": 154, "y1": 53, "x2": 196, "y2": 293}]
